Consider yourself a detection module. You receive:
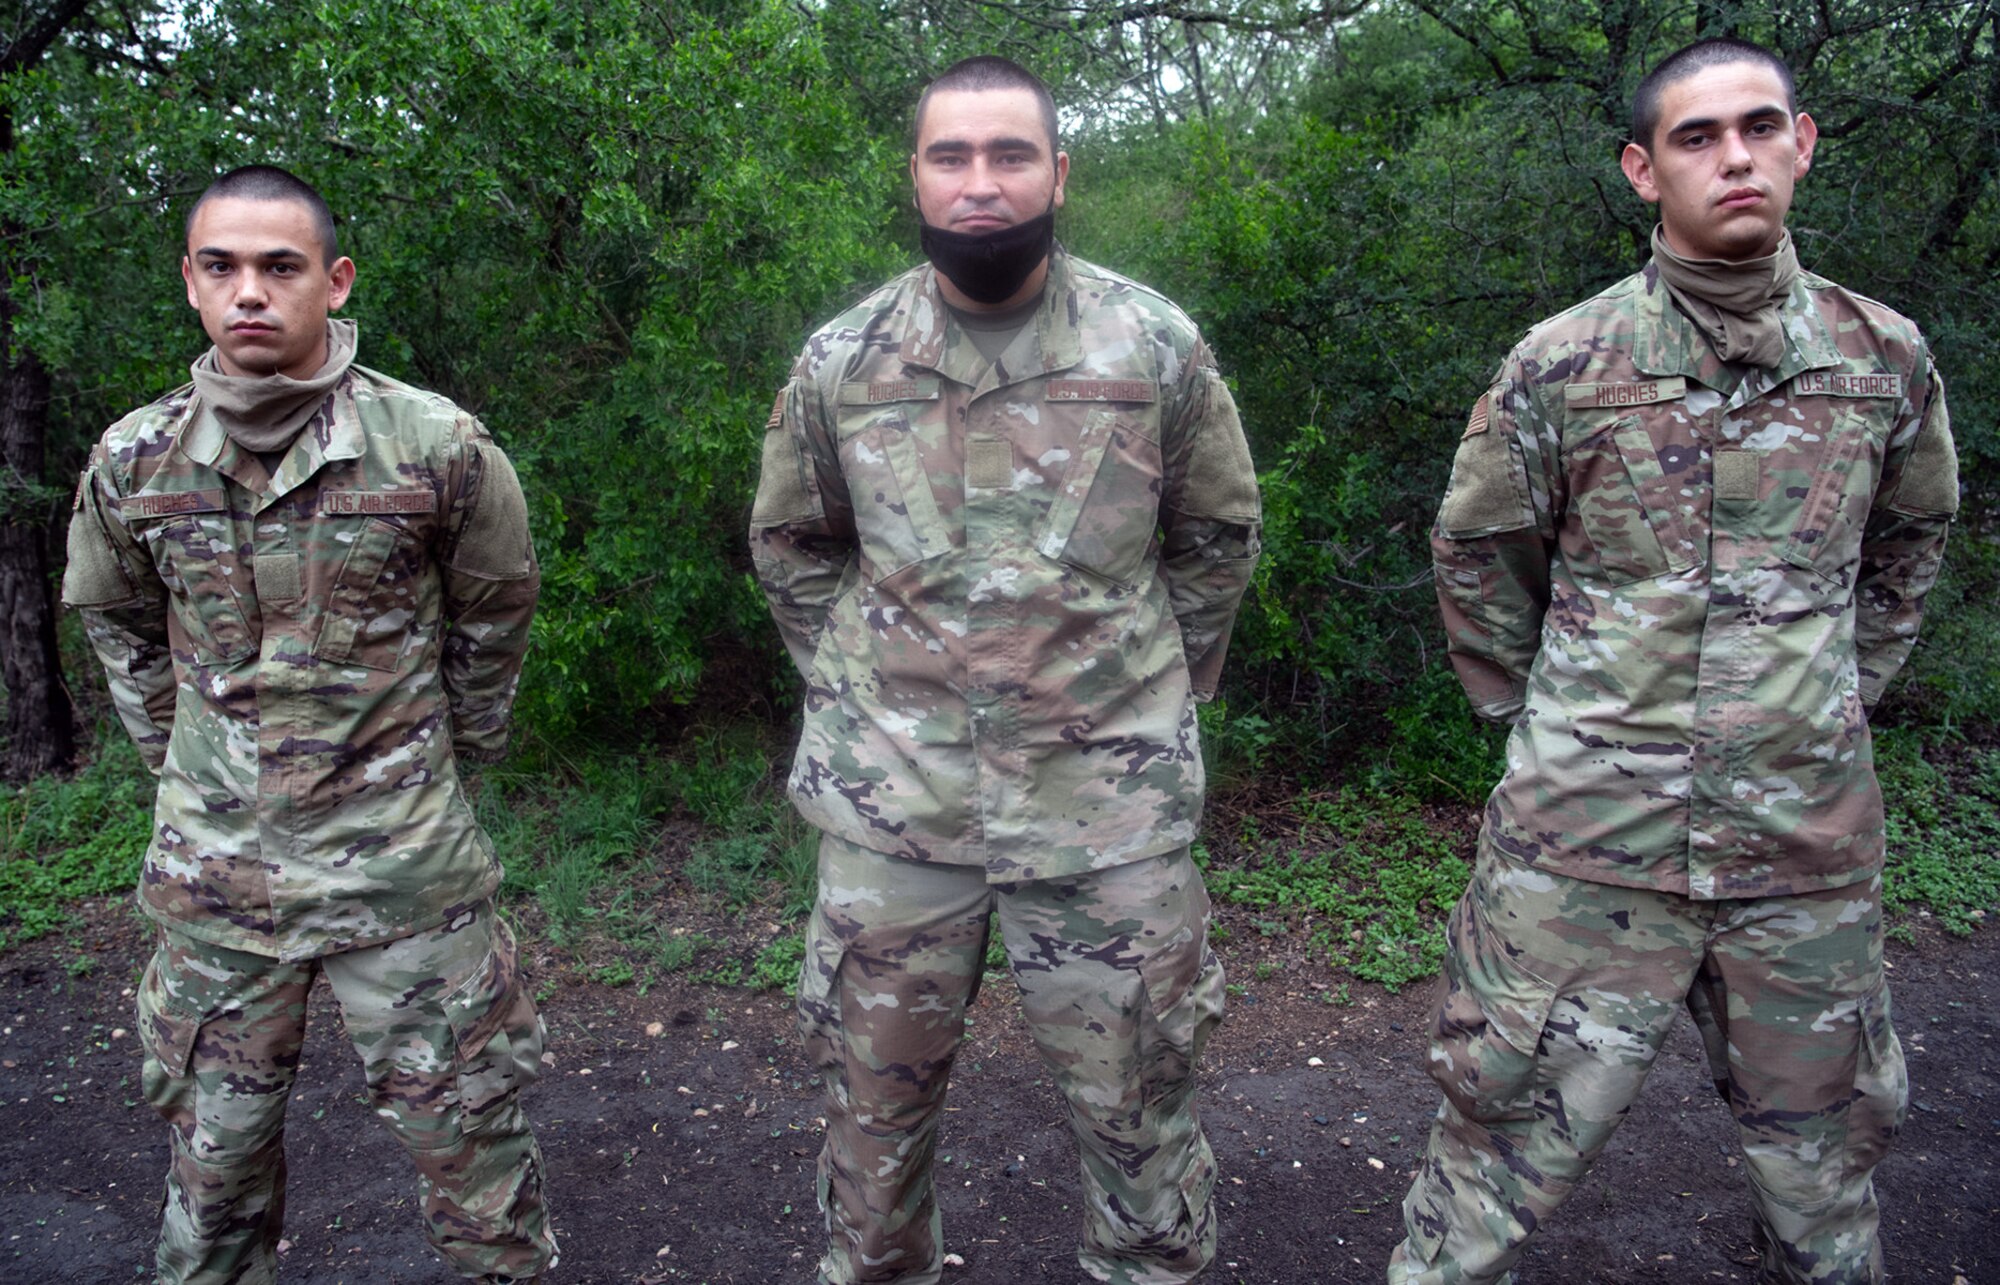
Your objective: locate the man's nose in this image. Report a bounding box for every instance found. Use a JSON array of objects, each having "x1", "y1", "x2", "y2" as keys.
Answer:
[
  {"x1": 233, "y1": 268, "x2": 268, "y2": 308},
  {"x1": 964, "y1": 157, "x2": 1003, "y2": 198},
  {"x1": 1719, "y1": 128, "x2": 1754, "y2": 173}
]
